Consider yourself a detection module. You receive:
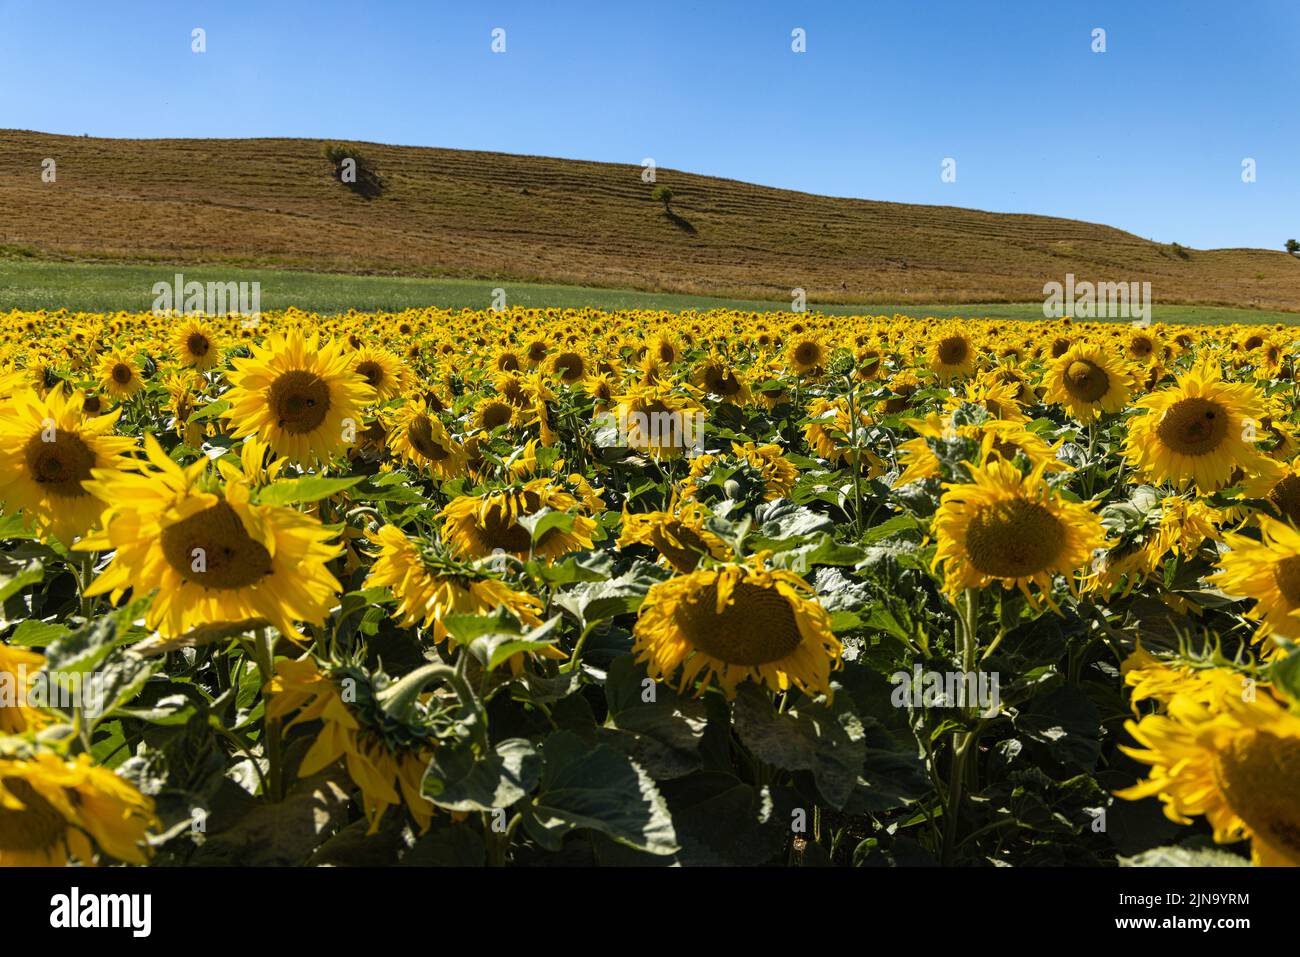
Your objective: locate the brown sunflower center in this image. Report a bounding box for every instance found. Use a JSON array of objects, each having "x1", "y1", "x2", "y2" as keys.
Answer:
[
  {"x1": 1212, "y1": 729, "x2": 1300, "y2": 864},
  {"x1": 355, "y1": 361, "x2": 384, "y2": 389},
  {"x1": 497, "y1": 352, "x2": 521, "y2": 372},
  {"x1": 1244, "y1": 335, "x2": 1264, "y2": 351},
  {"x1": 965, "y1": 499, "x2": 1066, "y2": 578},
  {"x1": 111, "y1": 363, "x2": 134, "y2": 385},
  {"x1": 0, "y1": 778, "x2": 67, "y2": 854},
  {"x1": 793, "y1": 342, "x2": 821, "y2": 367},
  {"x1": 1271, "y1": 555, "x2": 1300, "y2": 605},
  {"x1": 160, "y1": 501, "x2": 273, "y2": 589},
  {"x1": 650, "y1": 522, "x2": 710, "y2": 573},
  {"x1": 527, "y1": 341, "x2": 547, "y2": 362},
  {"x1": 674, "y1": 580, "x2": 804, "y2": 666},
  {"x1": 268, "y1": 370, "x2": 331, "y2": 434},
  {"x1": 407, "y1": 416, "x2": 449, "y2": 461},
  {"x1": 479, "y1": 401, "x2": 512, "y2": 430},
  {"x1": 1064, "y1": 359, "x2": 1110, "y2": 403},
  {"x1": 1270, "y1": 476, "x2": 1300, "y2": 526},
  {"x1": 1129, "y1": 336, "x2": 1154, "y2": 357},
  {"x1": 1155, "y1": 397, "x2": 1228, "y2": 456},
  {"x1": 937, "y1": 336, "x2": 969, "y2": 366},
  {"x1": 476, "y1": 496, "x2": 538, "y2": 554},
  {"x1": 24, "y1": 430, "x2": 95, "y2": 498},
  {"x1": 186, "y1": 332, "x2": 211, "y2": 357},
  {"x1": 553, "y1": 352, "x2": 585, "y2": 382}
]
